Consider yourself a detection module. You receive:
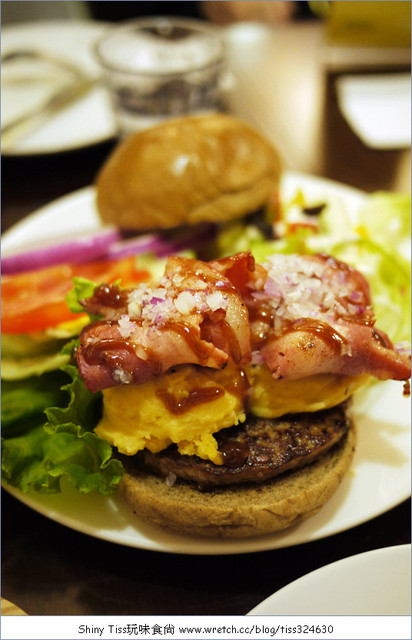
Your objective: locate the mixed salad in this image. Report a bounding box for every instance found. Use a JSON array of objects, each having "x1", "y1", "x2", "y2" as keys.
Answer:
[{"x1": 2, "y1": 187, "x2": 411, "y2": 496}]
